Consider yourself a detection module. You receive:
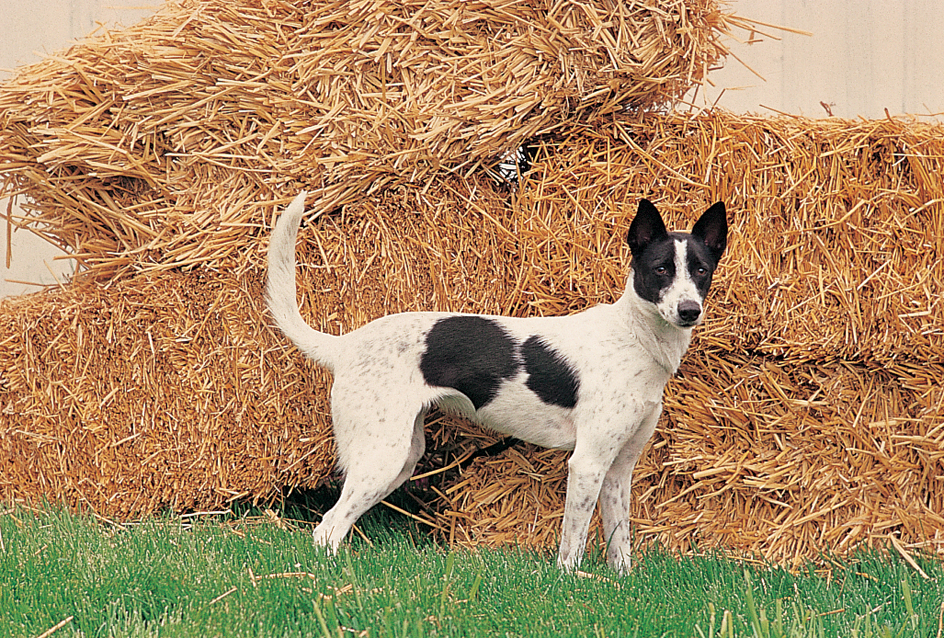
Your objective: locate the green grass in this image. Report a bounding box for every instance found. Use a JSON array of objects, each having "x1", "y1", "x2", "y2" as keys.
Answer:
[{"x1": 1, "y1": 503, "x2": 942, "y2": 637}]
